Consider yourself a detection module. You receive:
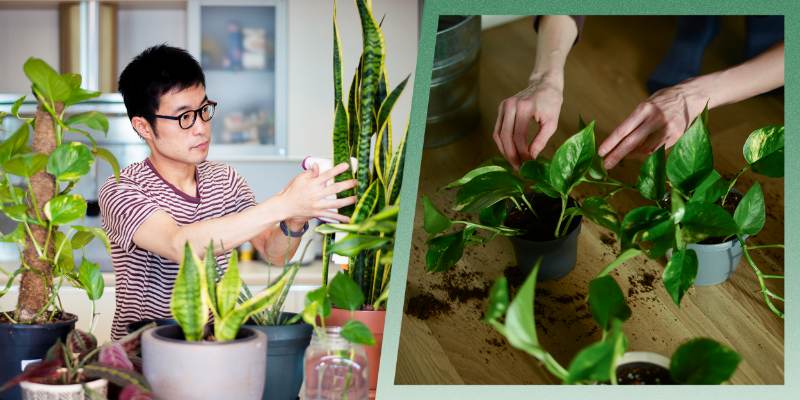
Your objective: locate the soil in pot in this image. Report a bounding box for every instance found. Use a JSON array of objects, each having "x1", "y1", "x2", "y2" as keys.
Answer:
[
  {"x1": 504, "y1": 194, "x2": 581, "y2": 242},
  {"x1": 616, "y1": 362, "x2": 674, "y2": 384}
]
